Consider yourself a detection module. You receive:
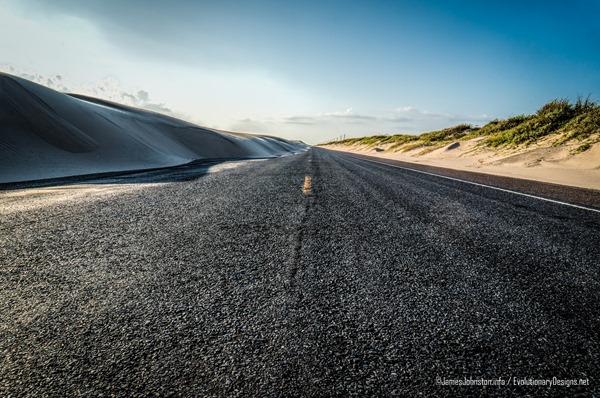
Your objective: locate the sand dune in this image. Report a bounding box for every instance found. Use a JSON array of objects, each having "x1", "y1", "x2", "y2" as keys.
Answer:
[{"x1": 0, "y1": 73, "x2": 306, "y2": 184}]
